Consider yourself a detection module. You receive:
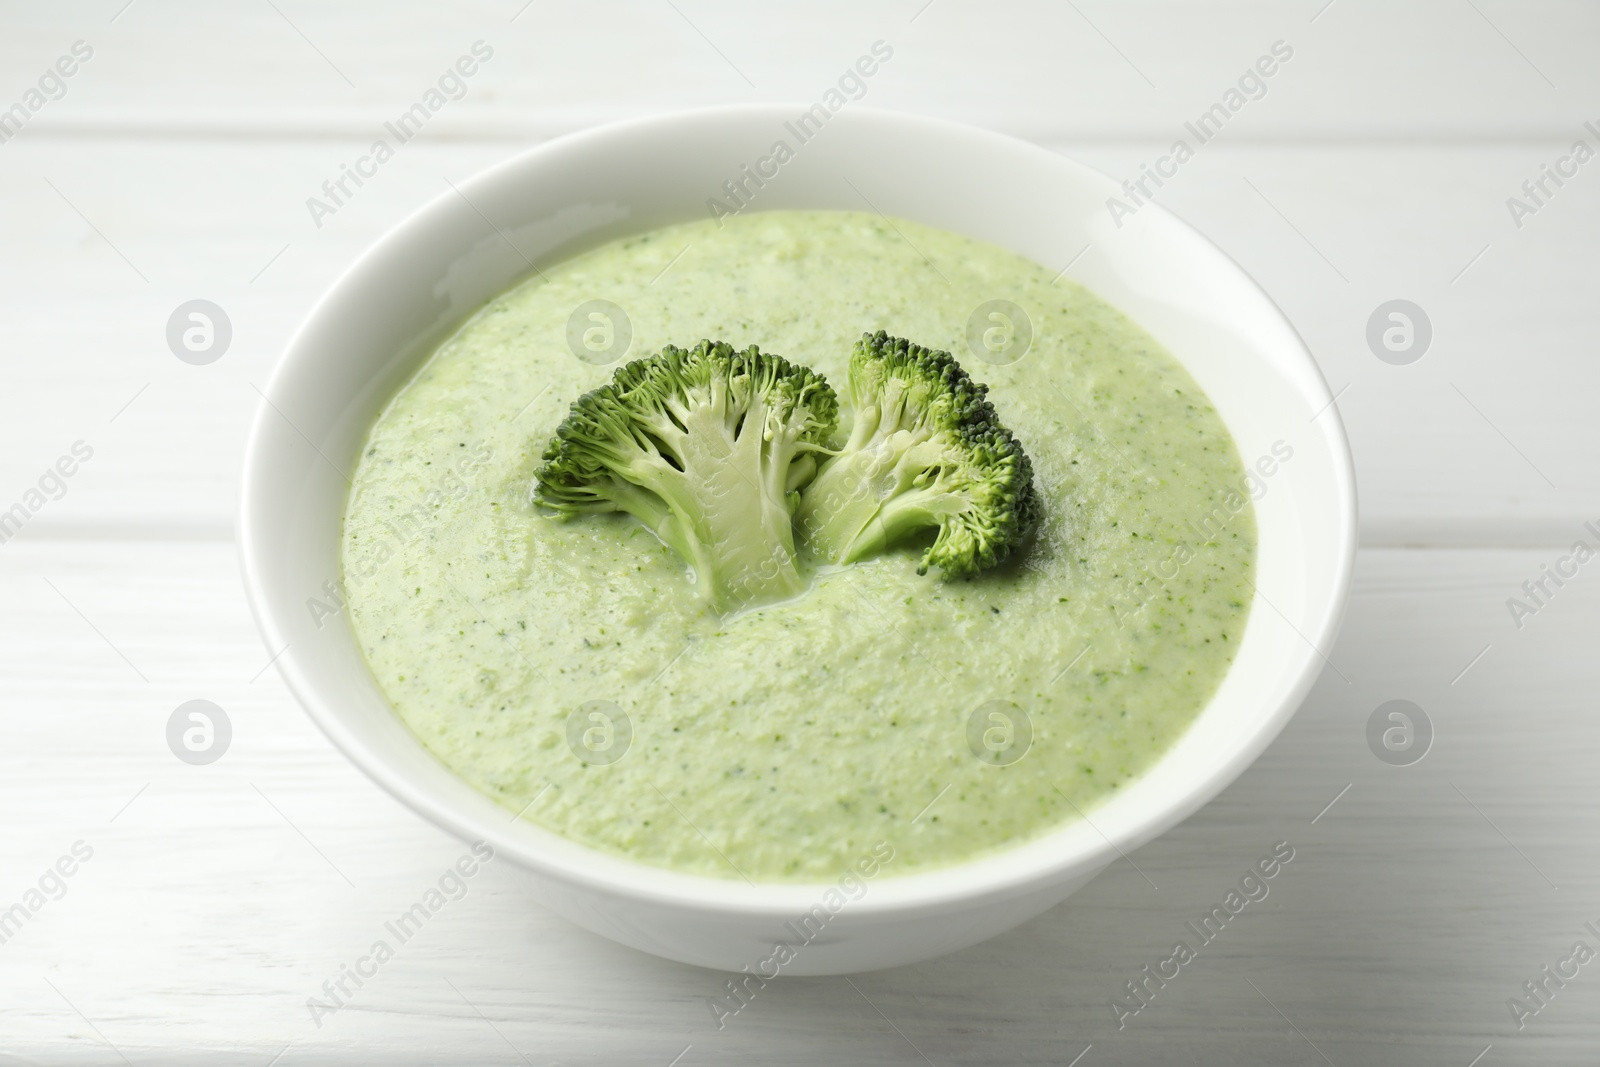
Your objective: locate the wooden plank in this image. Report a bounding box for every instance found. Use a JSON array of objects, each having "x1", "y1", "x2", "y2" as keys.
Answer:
[
  {"x1": 0, "y1": 540, "x2": 1592, "y2": 1062},
  {"x1": 0, "y1": 138, "x2": 1595, "y2": 544},
  {"x1": 2, "y1": 0, "x2": 1595, "y2": 140}
]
